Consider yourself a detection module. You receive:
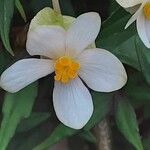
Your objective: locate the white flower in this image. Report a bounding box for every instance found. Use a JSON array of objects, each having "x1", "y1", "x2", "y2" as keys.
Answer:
[
  {"x1": 116, "y1": 0, "x2": 150, "y2": 48},
  {"x1": 0, "y1": 12, "x2": 127, "y2": 129}
]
